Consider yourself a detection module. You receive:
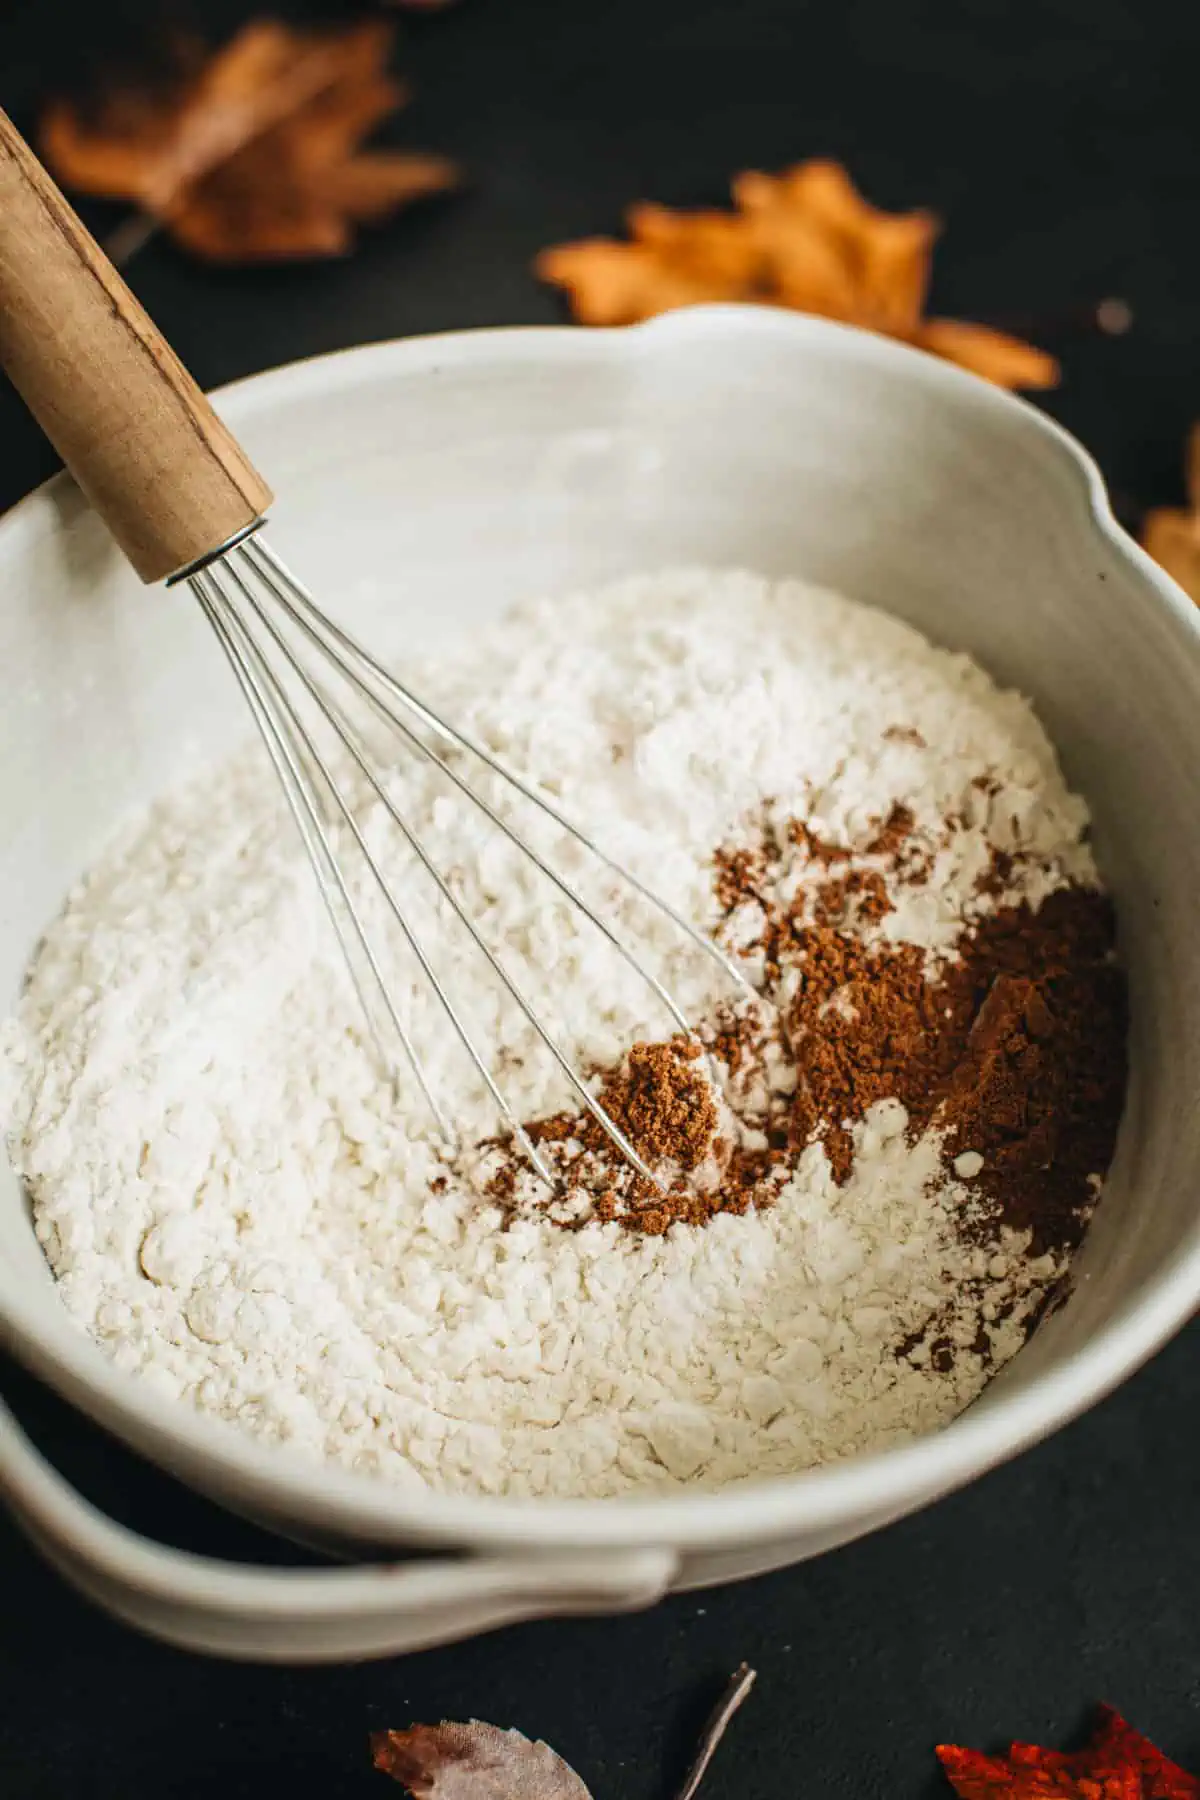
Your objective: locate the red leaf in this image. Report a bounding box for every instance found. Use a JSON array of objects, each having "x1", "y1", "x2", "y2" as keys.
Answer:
[{"x1": 939, "y1": 1708, "x2": 1200, "y2": 1800}]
